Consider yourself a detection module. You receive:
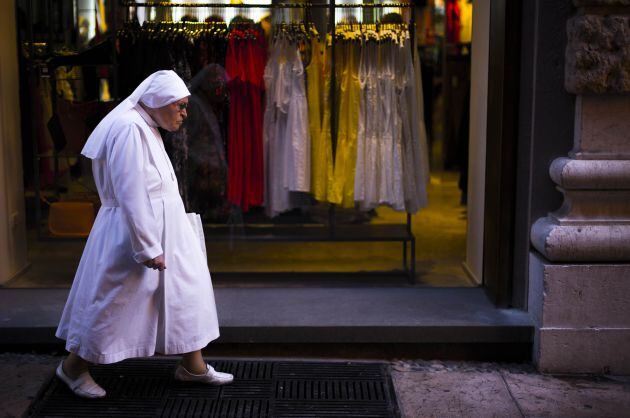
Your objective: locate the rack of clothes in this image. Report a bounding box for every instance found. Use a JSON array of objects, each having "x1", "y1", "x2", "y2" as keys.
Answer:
[
  {"x1": 27, "y1": 0, "x2": 428, "y2": 281},
  {"x1": 125, "y1": 1, "x2": 427, "y2": 281}
]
